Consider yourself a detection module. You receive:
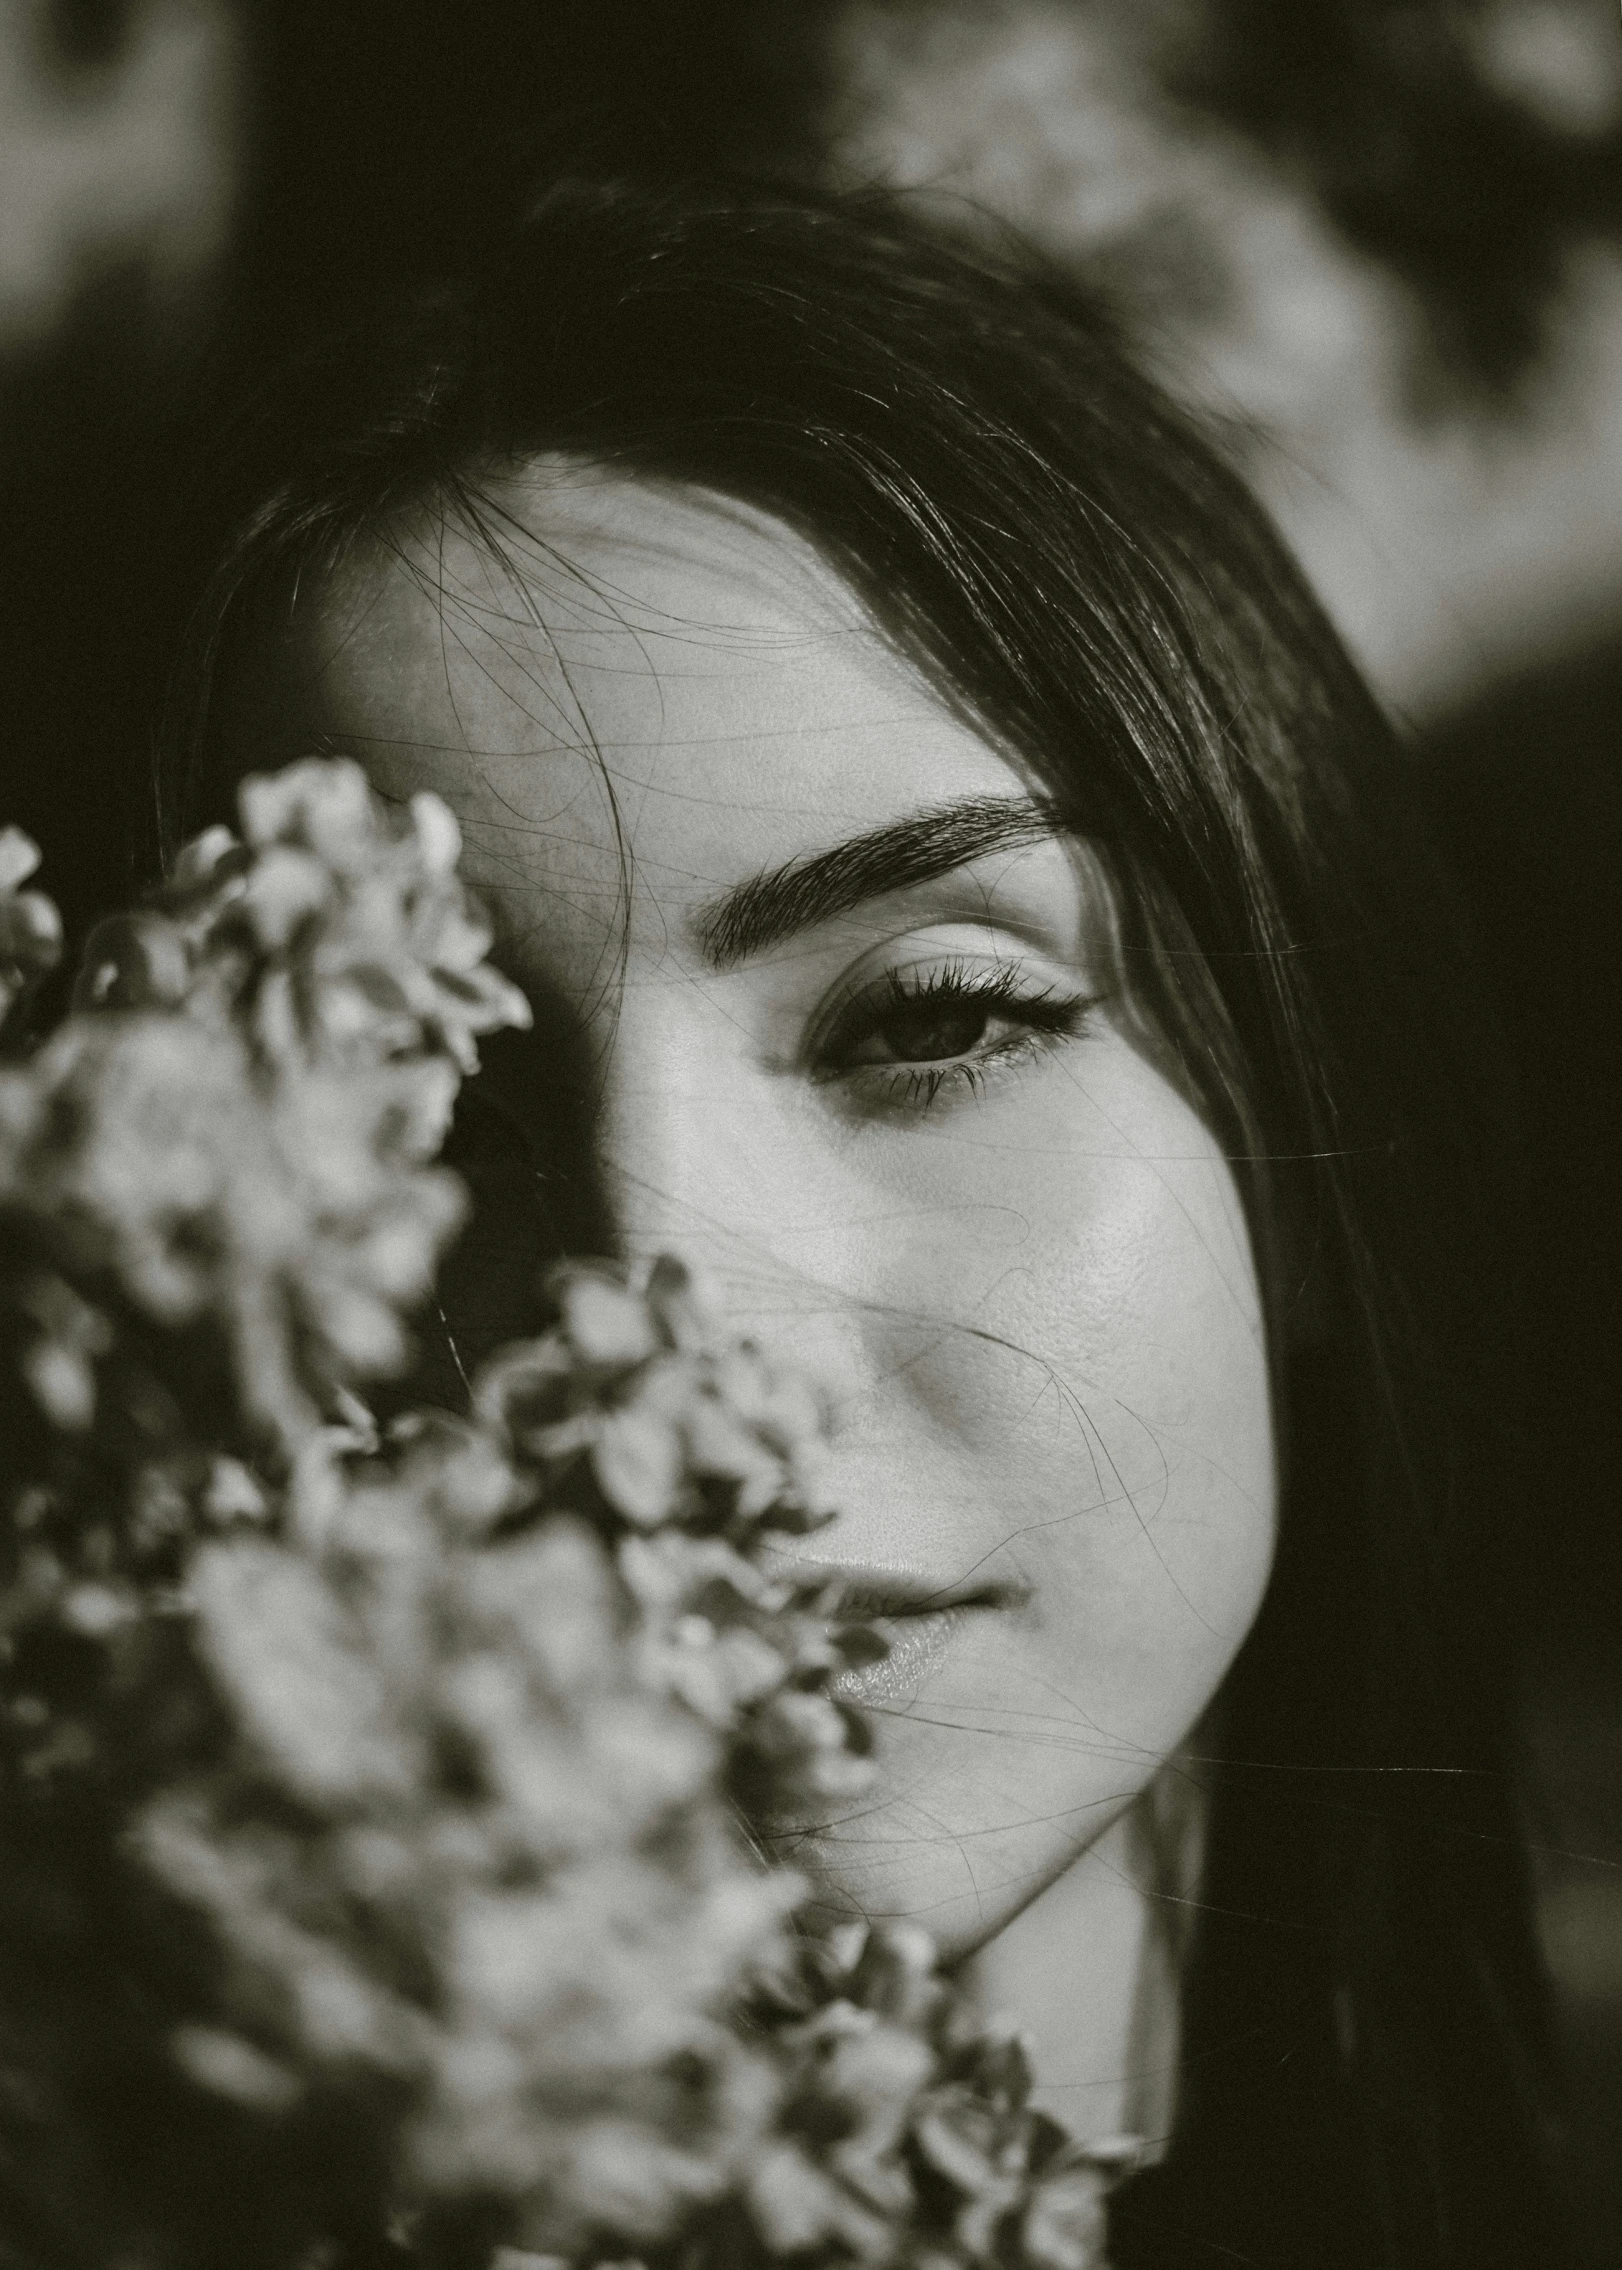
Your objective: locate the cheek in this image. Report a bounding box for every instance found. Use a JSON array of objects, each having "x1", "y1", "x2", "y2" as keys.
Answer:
[{"x1": 812, "y1": 1046, "x2": 1277, "y2": 1743}]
